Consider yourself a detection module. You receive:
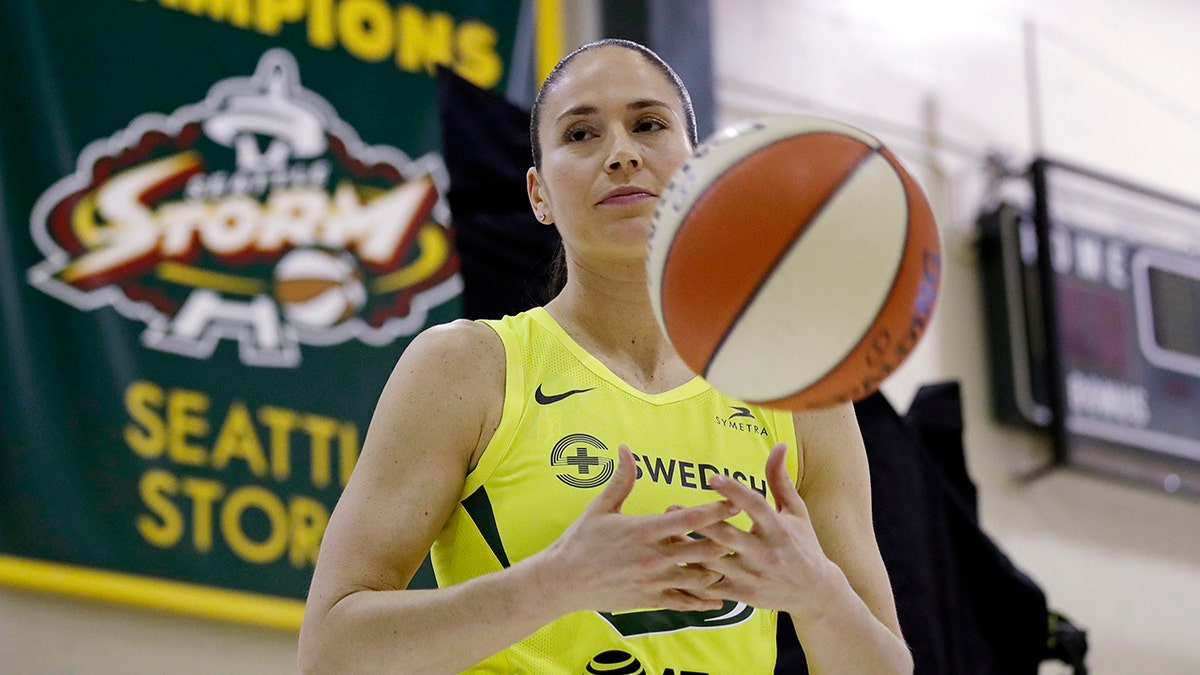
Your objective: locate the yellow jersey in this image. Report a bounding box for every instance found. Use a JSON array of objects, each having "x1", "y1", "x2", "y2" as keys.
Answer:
[{"x1": 430, "y1": 308, "x2": 800, "y2": 675}]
